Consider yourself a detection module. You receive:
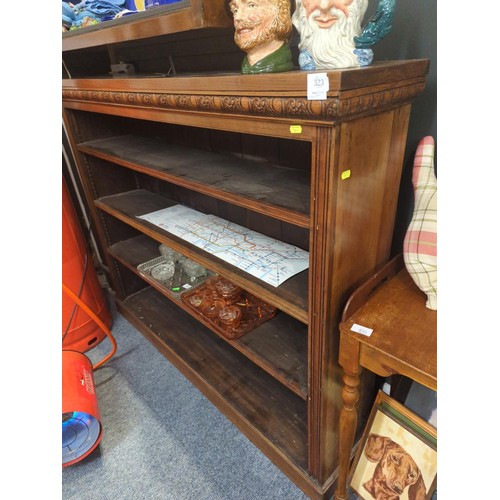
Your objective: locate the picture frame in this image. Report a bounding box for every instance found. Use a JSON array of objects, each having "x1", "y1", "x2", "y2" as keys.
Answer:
[{"x1": 349, "y1": 390, "x2": 437, "y2": 500}]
